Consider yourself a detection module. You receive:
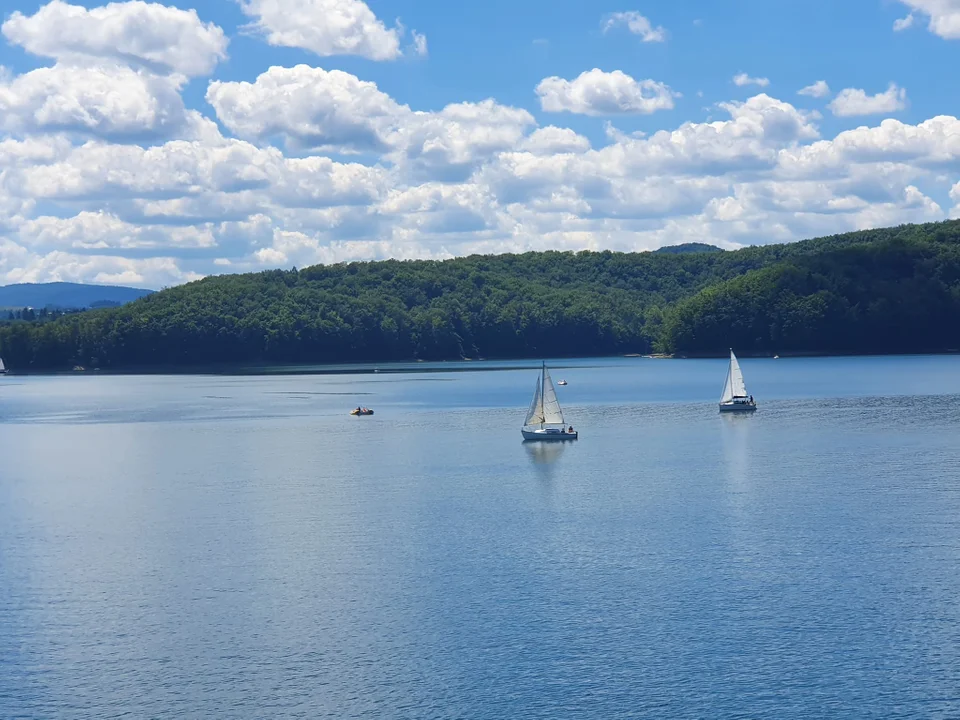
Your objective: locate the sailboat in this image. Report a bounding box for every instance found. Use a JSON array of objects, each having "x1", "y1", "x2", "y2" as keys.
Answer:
[
  {"x1": 719, "y1": 350, "x2": 756, "y2": 412},
  {"x1": 522, "y1": 362, "x2": 577, "y2": 440},
  {"x1": 0, "y1": 357, "x2": 7, "y2": 374}
]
